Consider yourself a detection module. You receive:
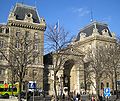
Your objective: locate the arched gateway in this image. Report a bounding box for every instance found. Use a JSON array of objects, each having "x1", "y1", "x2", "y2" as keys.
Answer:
[
  {"x1": 43, "y1": 48, "x2": 85, "y2": 95},
  {"x1": 63, "y1": 57, "x2": 84, "y2": 94}
]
